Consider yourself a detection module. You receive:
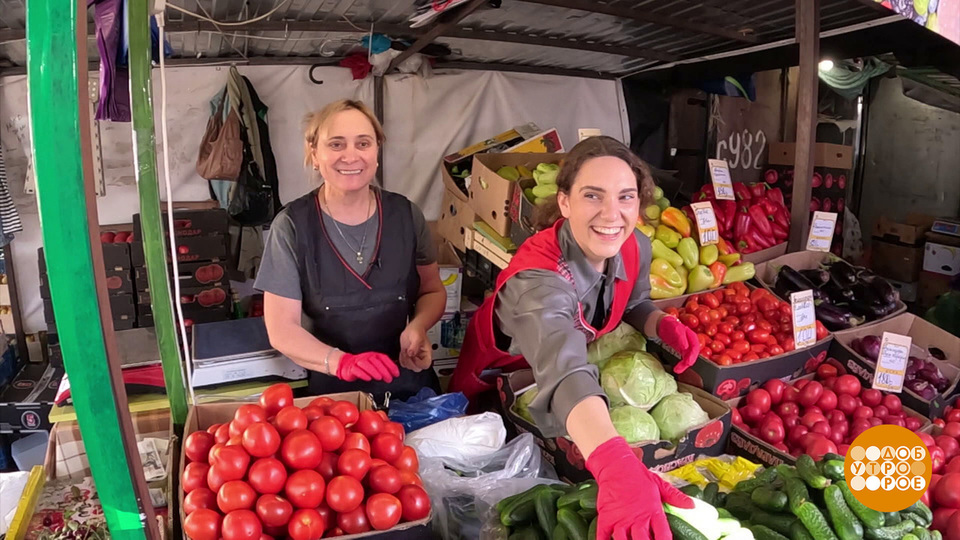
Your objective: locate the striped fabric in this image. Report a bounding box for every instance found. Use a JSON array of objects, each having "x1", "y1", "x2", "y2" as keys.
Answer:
[{"x1": 0, "y1": 143, "x2": 23, "y2": 235}]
